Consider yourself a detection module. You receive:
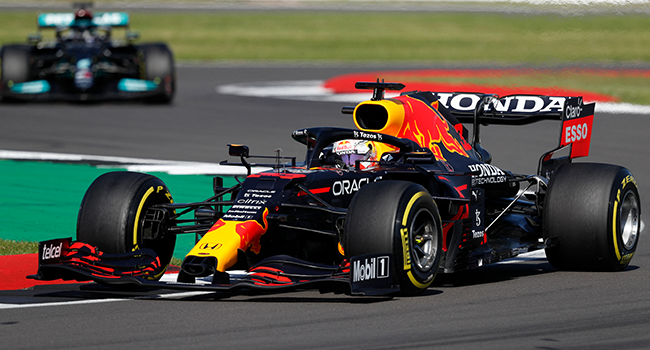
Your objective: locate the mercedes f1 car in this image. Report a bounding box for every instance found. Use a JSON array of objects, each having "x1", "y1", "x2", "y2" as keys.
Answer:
[
  {"x1": 0, "y1": 6, "x2": 175, "y2": 103},
  {"x1": 30, "y1": 81, "x2": 641, "y2": 297}
]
